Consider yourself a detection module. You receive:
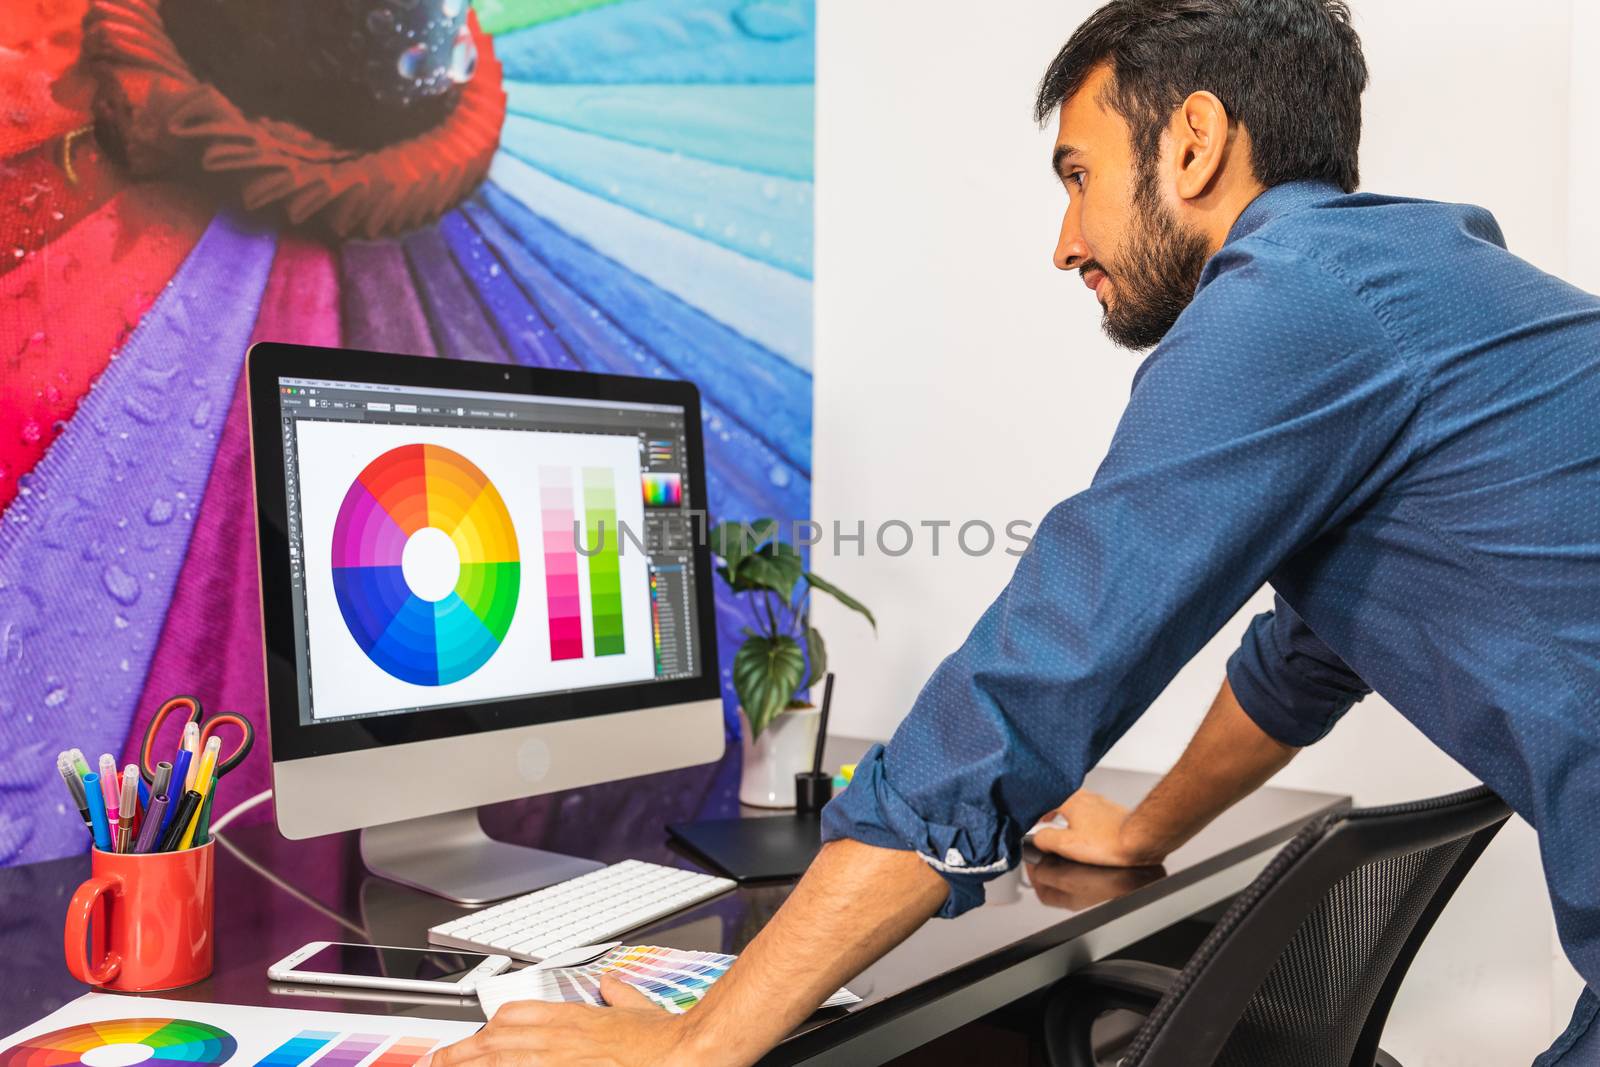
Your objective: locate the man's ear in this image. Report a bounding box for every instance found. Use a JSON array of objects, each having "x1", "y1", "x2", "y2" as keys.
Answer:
[{"x1": 1169, "y1": 90, "x2": 1230, "y2": 202}]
